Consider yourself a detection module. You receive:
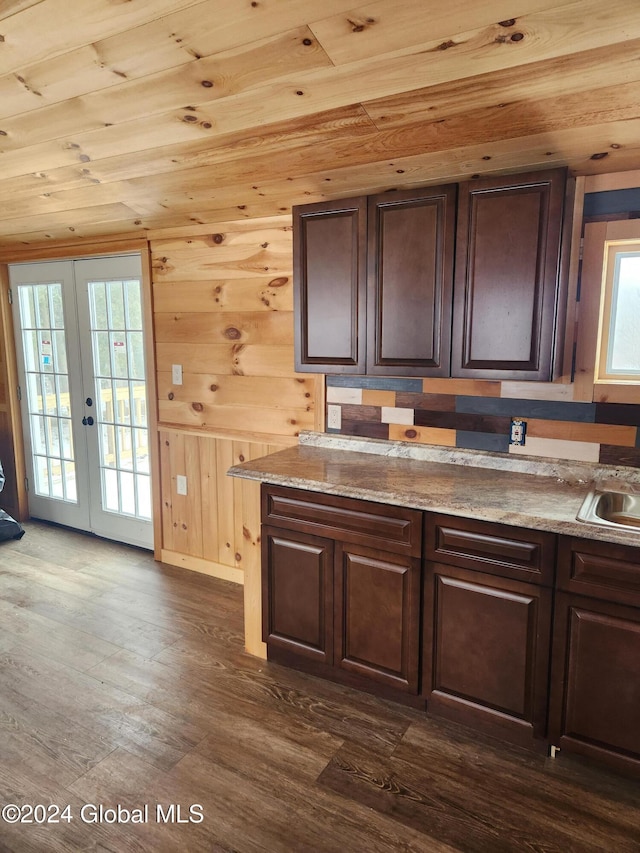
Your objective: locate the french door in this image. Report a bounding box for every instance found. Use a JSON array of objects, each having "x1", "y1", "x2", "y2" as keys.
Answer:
[{"x1": 9, "y1": 255, "x2": 153, "y2": 550}]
